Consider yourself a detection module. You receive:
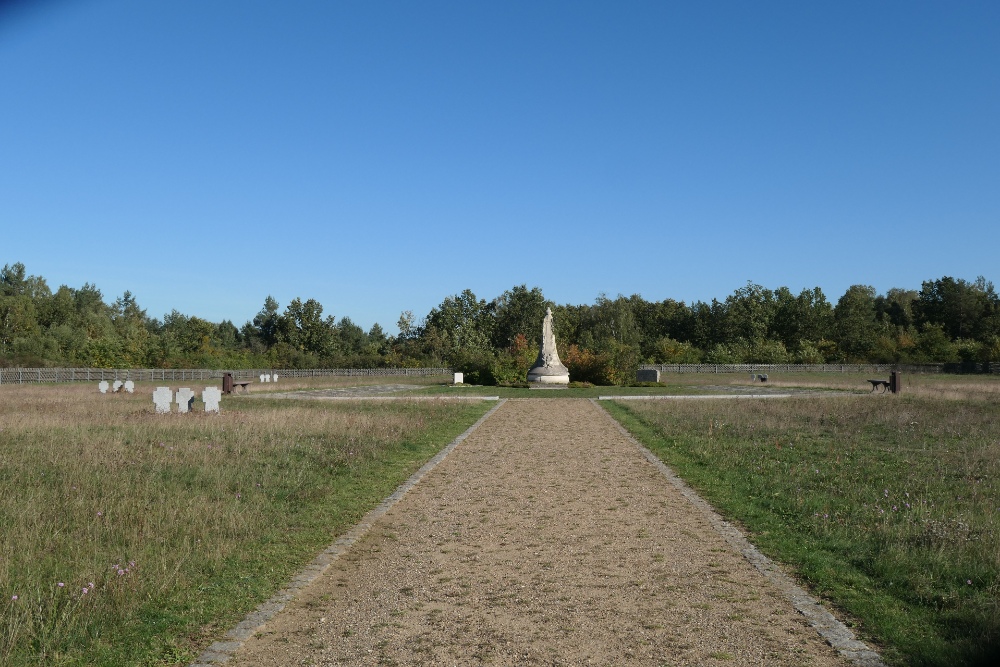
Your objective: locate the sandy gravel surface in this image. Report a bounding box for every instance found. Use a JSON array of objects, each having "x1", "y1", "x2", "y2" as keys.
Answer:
[{"x1": 231, "y1": 399, "x2": 850, "y2": 666}]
